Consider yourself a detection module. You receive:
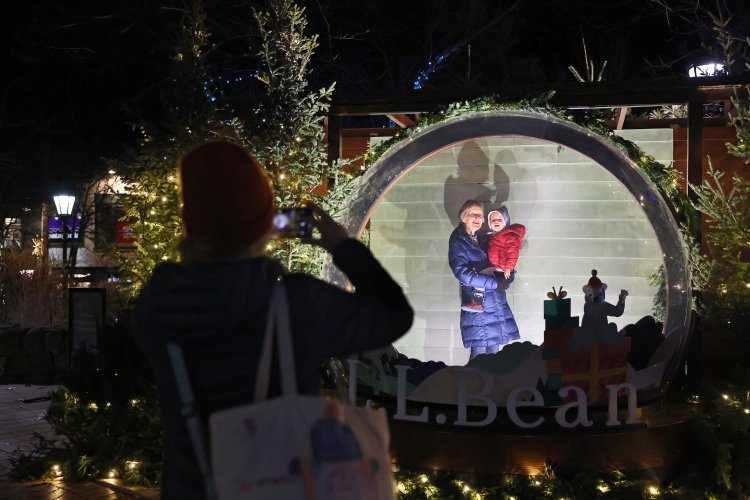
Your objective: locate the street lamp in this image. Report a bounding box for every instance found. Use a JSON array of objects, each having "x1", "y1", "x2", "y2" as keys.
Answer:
[{"x1": 53, "y1": 193, "x2": 76, "y2": 264}]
